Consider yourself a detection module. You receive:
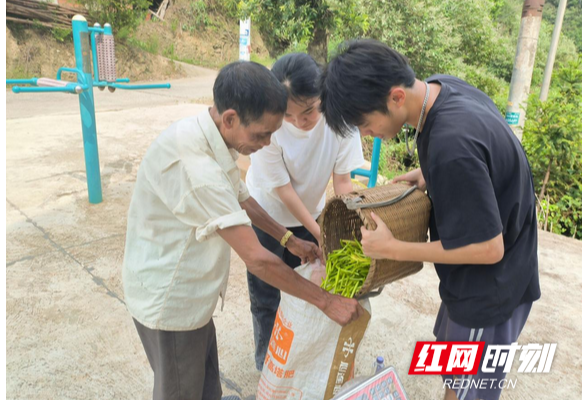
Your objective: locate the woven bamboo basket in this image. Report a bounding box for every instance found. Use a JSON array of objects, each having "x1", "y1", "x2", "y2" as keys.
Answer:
[
  {"x1": 325, "y1": 178, "x2": 367, "y2": 200},
  {"x1": 318, "y1": 184, "x2": 431, "y2": 297}
]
